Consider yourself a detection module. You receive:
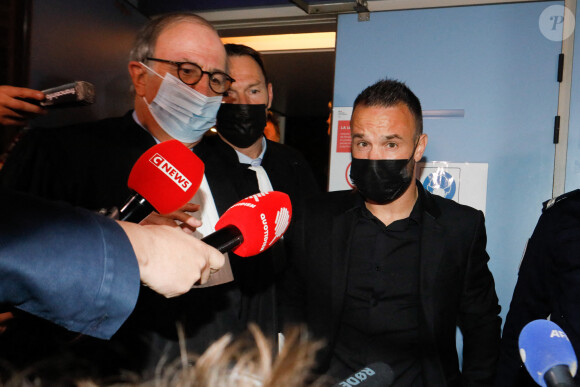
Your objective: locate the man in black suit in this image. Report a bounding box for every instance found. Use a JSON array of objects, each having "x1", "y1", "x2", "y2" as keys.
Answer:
[
  {"x1": 280, "y1": 79, "x2": 501, "y2": 386},
  {"x1": 0, "y1": 12, "x2": 233, "y2": 377},
  {"x1": 496, "y1": 190, "x2": 580, "y2": 386},
  {"x1": 0, "y1": 21, "x2": 317, "y2": 377},
  {"x1": 171, "y1": 43, "x2": 319, "y2": 355},
  {"x1": 0, "y1": 12, "x2": 228, "y2": 227}
]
